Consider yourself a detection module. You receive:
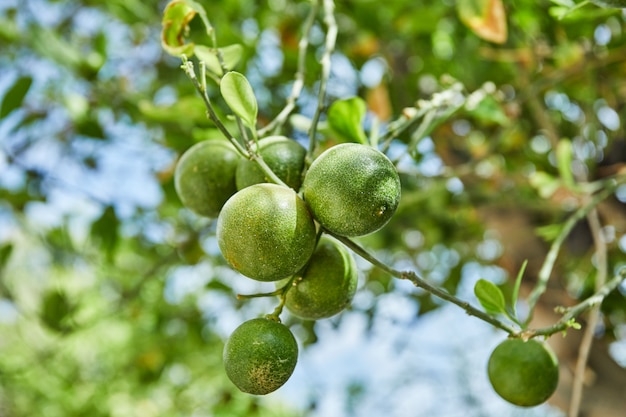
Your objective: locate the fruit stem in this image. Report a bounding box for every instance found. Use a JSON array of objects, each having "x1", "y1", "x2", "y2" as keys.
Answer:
[
  {"x1": 328, "y1": 231, "x2": 519, "y2": 335},
  {"x1": 307, "y1": 0, "x2": 337, "y2": 158}
]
